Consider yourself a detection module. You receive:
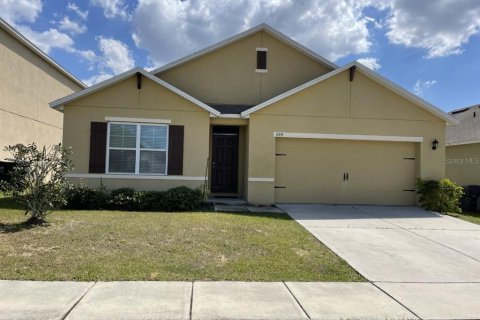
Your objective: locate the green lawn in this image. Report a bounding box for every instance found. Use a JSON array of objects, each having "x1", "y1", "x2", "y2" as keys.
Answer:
[
  {"x1": 0, "y1": 196, "x2": 362, "y2": 282},
  {"x1": 448, "y1": 211, "x2": 480, "y2": 225}
]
